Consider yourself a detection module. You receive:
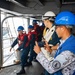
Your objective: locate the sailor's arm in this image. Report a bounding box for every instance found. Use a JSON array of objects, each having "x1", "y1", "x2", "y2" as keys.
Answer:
[
  {"x1": 51, "y1": 44, "x2": 58, "y2": 50},
  {"x1": 44, "y1": 41, "x2": 58, "y2": 53},
  {"x1": 36, "y1": 51, "x2": 75, "y2": 74}
]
